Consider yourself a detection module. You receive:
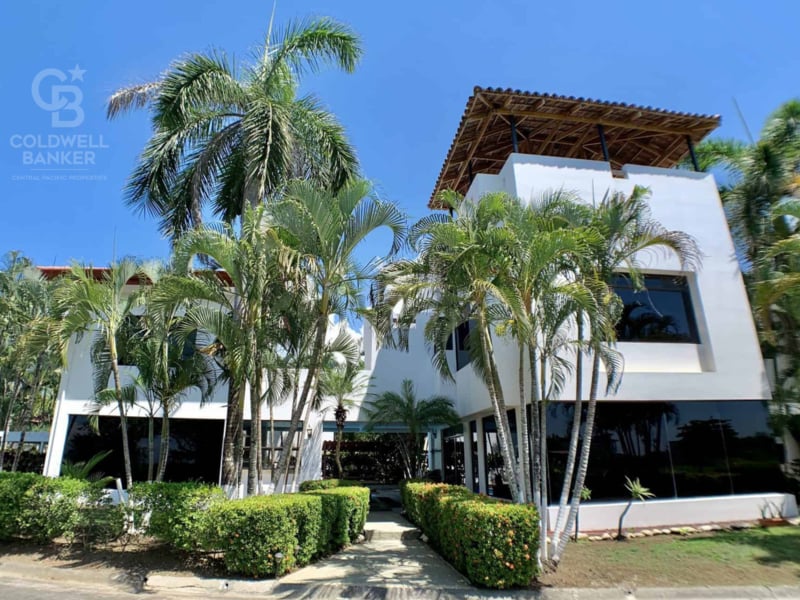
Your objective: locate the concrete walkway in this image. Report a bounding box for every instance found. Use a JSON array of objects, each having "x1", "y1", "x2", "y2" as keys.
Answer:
[{"x1": 277, "y1": 511, "x2": 471, "y2": 590}]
